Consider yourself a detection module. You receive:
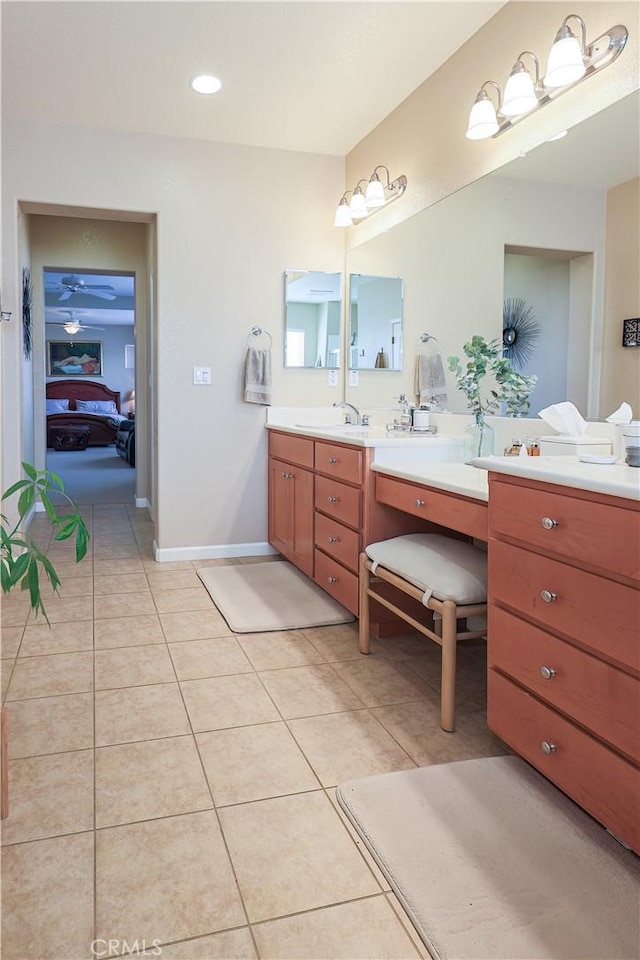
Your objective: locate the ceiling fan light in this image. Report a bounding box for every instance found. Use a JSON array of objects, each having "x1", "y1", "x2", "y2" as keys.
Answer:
[
  {"x1": 502, "y1": 66, "x2": 538, "y2": 117},
  {"x1": 465, "y1": 93, "x2": 499, "y2": 140},
  {"x1": 365, "y1": 175, "x2": 385, "y2": 208},
  {"x1": 543, "y1": 34, "x2": 585, "y2": 88},
  {"x1": 189, "y1": 74, "x2": 222, "y2": 94}
]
